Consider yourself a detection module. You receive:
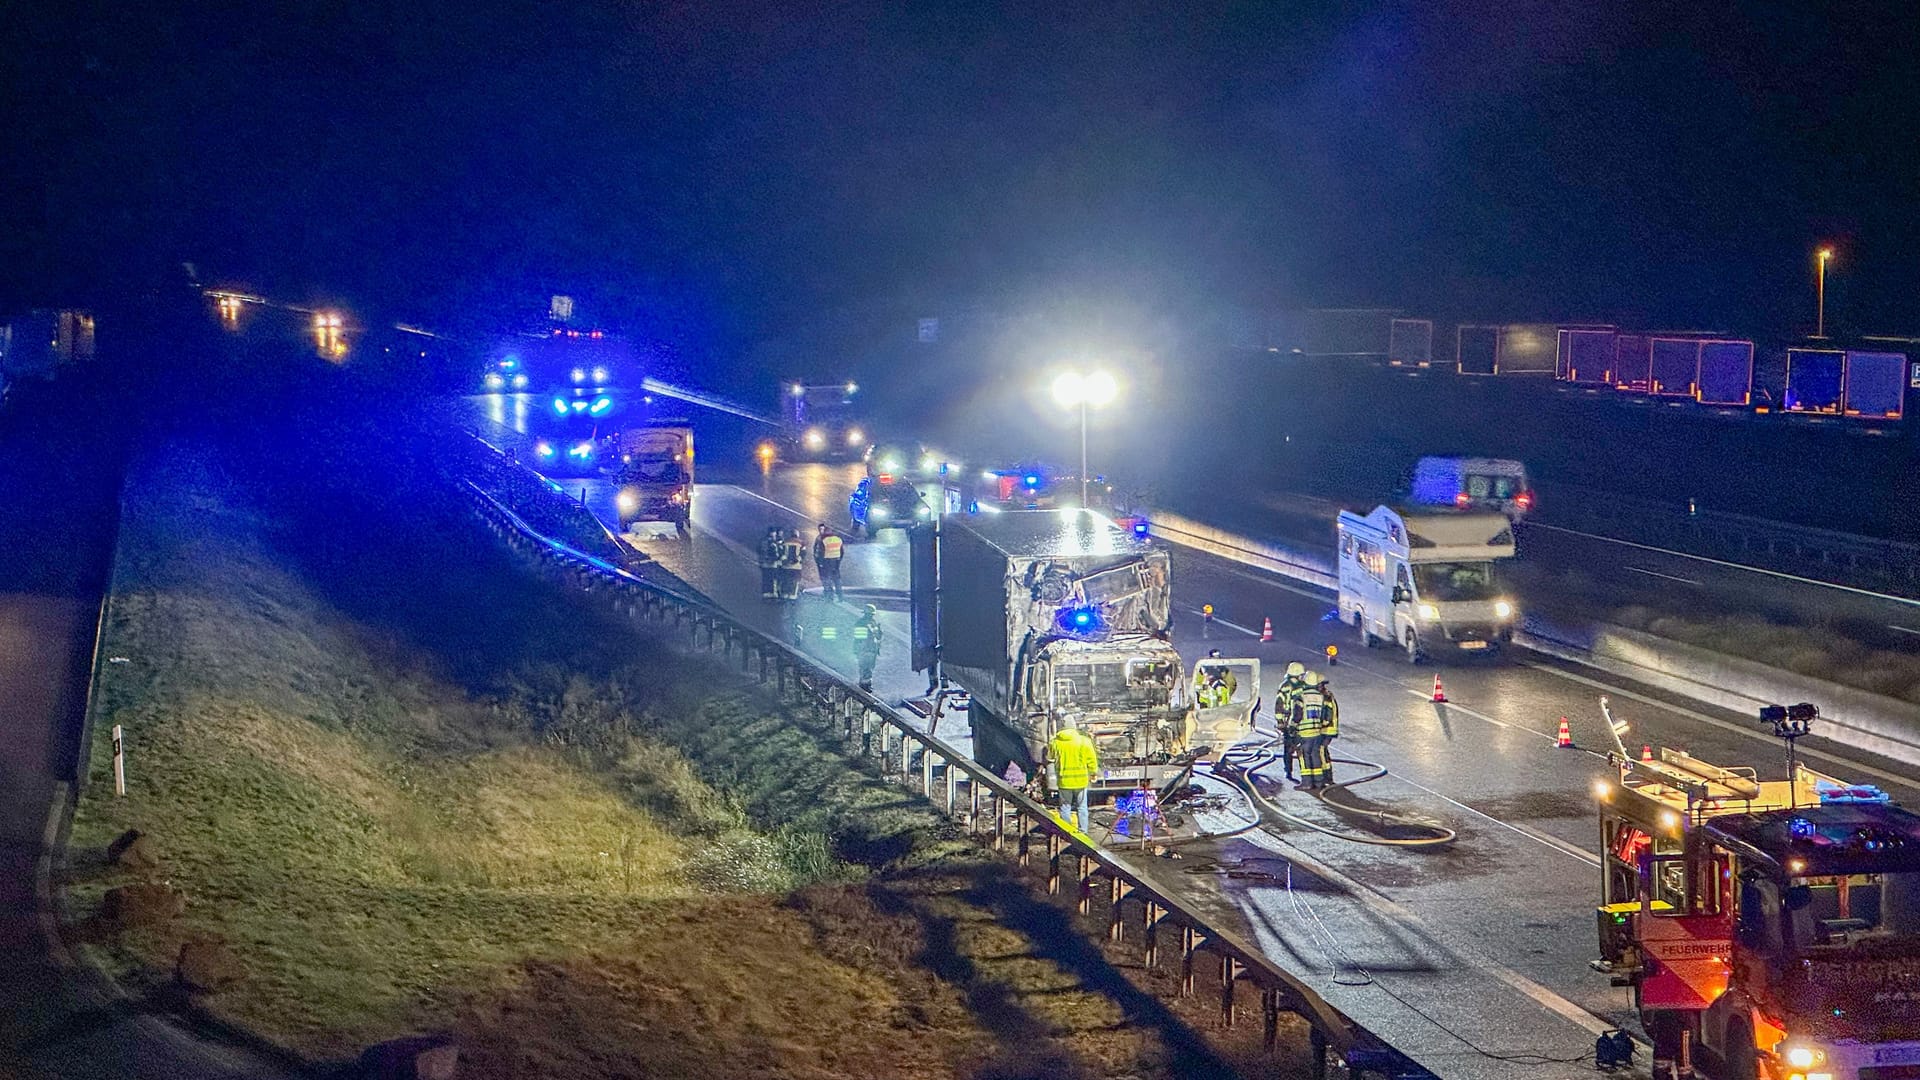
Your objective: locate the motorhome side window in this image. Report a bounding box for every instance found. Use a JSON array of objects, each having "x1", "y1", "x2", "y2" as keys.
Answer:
[
  {"x1": 1354, "y1": 539, "x2": 1384, "y2": 581},
  {"x1": 1341, "y1": 533, "x2": 1354, "y2": 557},
  {"x1": 1396, "y1": 563, "x2": 1412, "y2": 593}
]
